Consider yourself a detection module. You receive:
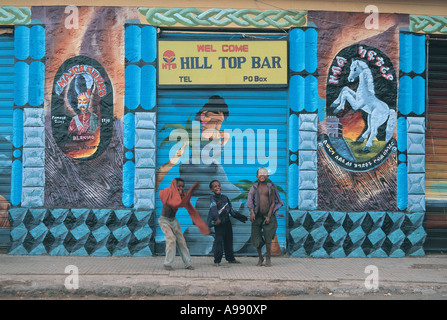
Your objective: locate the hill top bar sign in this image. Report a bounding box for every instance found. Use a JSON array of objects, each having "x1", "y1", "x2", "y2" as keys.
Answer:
[{"x1": 158, "y1": 40, "x2": 288, "y2": 87}]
